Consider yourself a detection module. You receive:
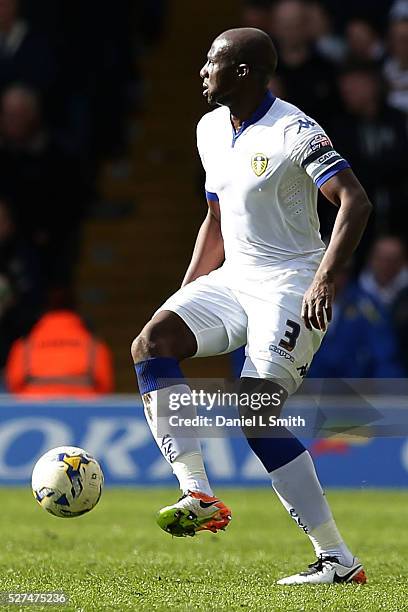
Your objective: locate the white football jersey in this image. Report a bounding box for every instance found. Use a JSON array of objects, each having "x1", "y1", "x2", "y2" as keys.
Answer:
[{"x1": 197, "y1": 92, "x2": 350, "y2": 277}]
